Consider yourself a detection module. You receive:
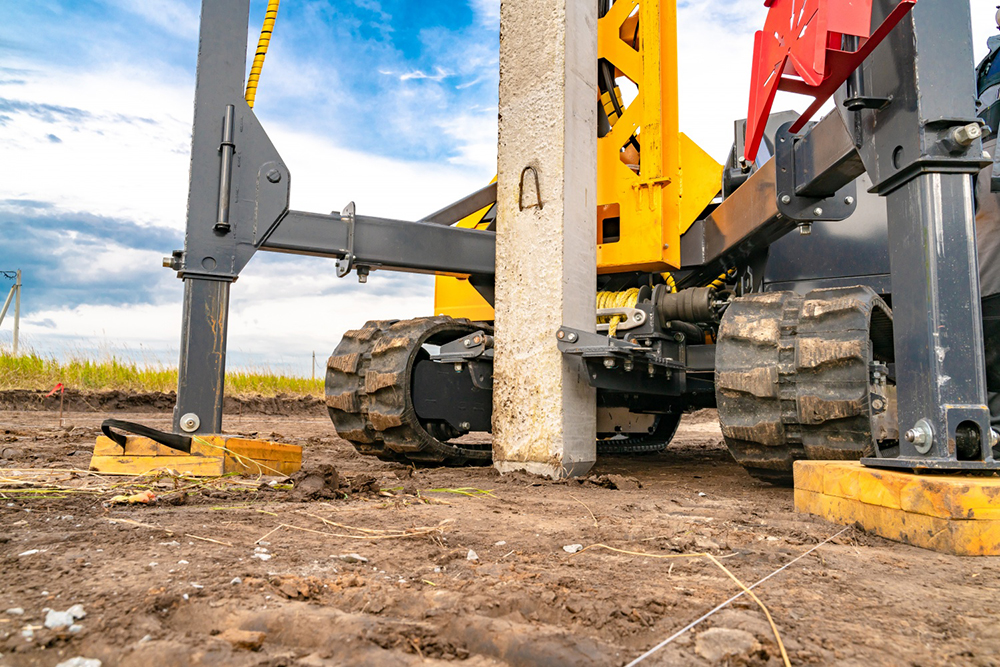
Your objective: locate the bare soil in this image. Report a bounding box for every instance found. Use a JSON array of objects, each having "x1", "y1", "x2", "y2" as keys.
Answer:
[{"x1": 1, "y1": 404, "x2": 999, "y2": 666}]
